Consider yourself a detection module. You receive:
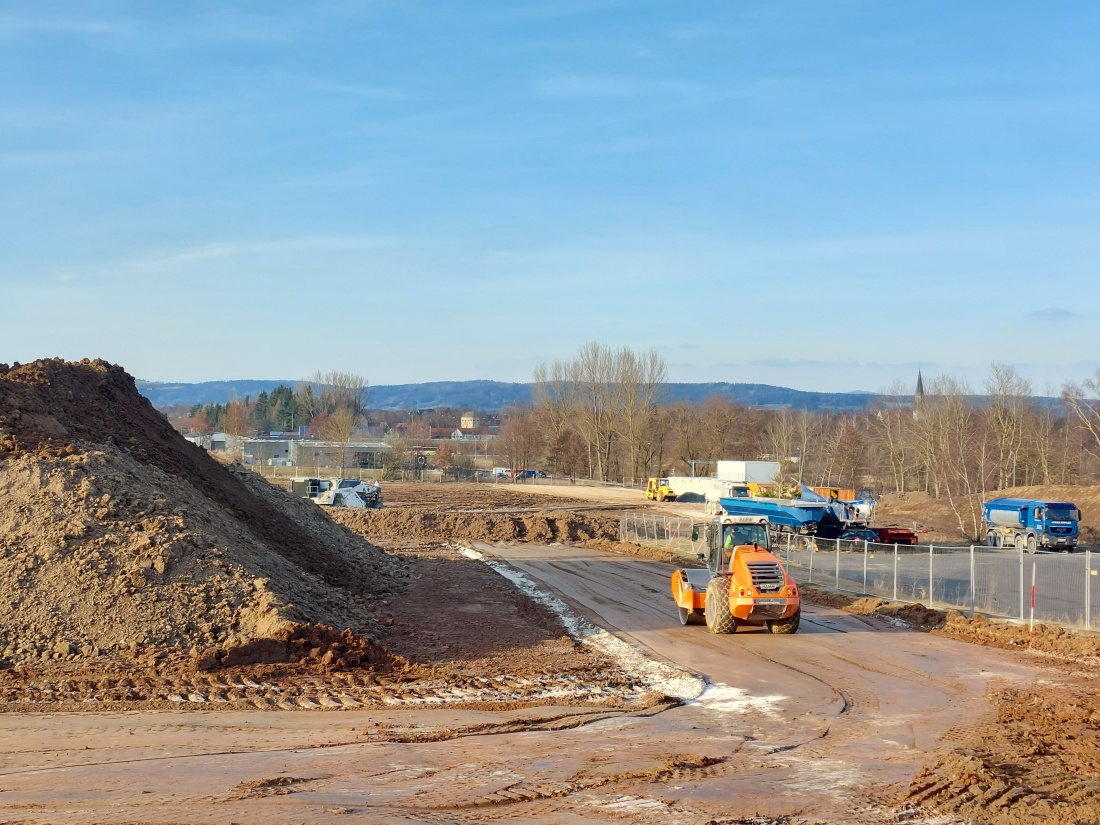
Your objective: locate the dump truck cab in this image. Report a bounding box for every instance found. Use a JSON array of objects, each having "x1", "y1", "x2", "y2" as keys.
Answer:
[{"x1": 670, "y1": 515, "x2": 801, "y2": 634}]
